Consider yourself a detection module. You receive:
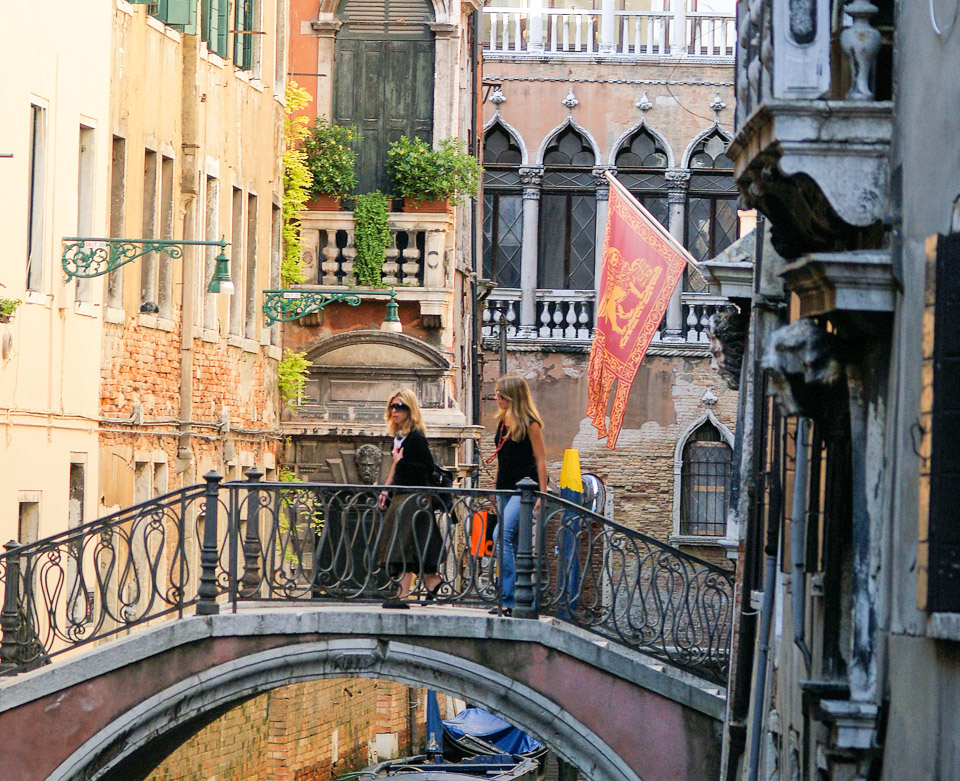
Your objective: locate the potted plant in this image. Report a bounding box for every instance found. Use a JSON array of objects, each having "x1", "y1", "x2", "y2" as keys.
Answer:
[
  {"x1": 302, "y1": 117, "x2": 358, "y2": 210},
  {"x1": 387, "y1": 136, "x2": 482, "y2": 212},
  {"x1": 0, "y1": 298, "x2": 22, "y2": 324}
]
